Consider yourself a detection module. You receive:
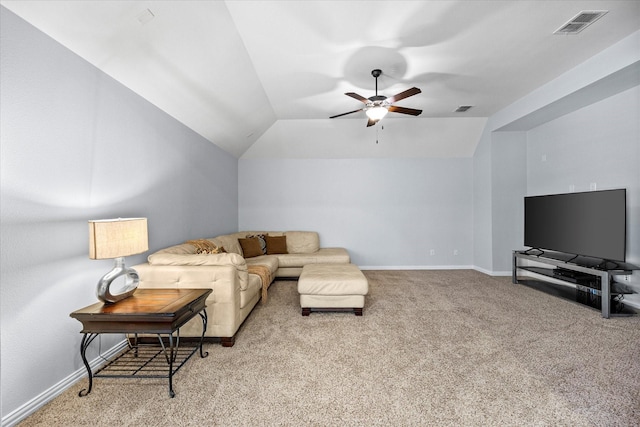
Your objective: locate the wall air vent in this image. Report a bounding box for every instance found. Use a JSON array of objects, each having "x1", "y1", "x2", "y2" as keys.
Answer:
[
  {"x1": 554, "y1": 10, "x2": 607, "y2": 35},
  {"x1": 454, "y1": 106, "x2": 473, "y2": 113}
]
